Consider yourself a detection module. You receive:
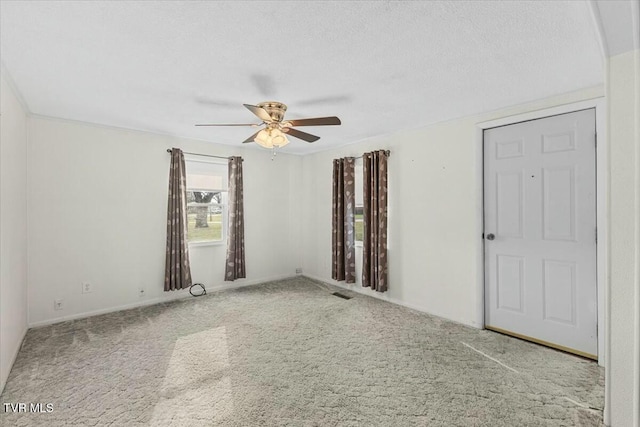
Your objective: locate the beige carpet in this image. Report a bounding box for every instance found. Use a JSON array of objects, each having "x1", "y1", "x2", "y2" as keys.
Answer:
[{"x1": 1, "y1": 277, "x2": 604, "y2": 426}]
